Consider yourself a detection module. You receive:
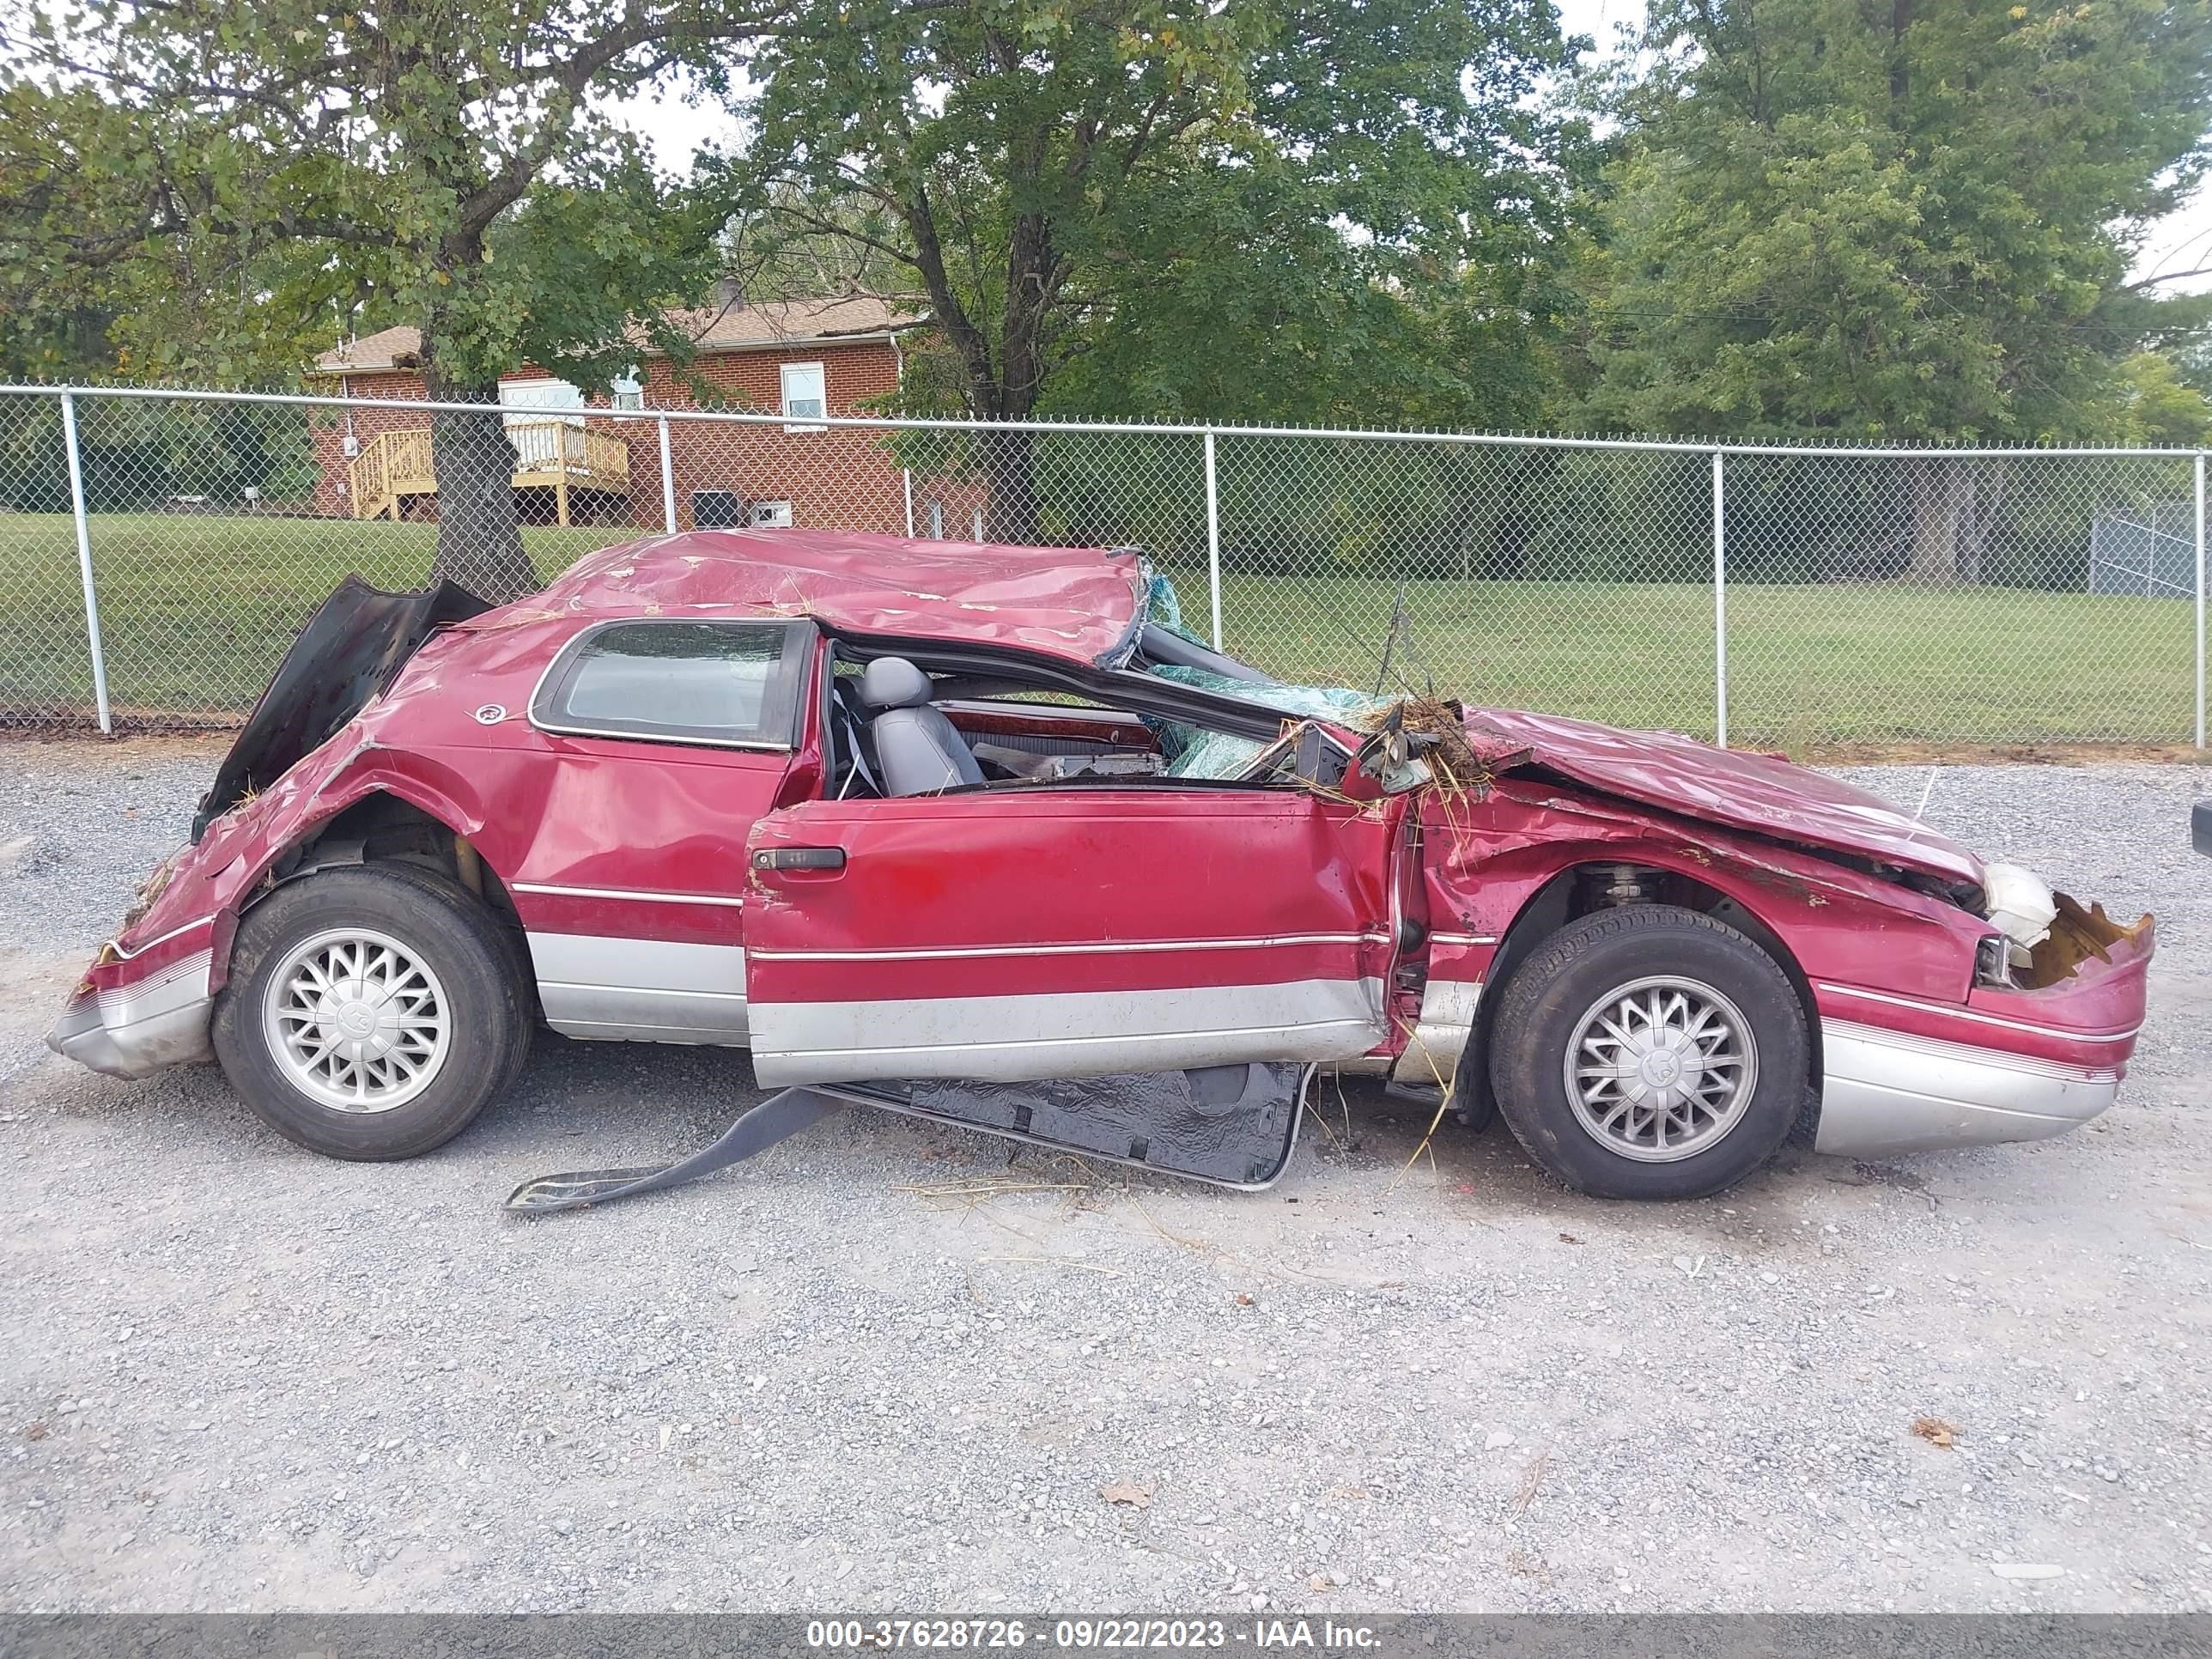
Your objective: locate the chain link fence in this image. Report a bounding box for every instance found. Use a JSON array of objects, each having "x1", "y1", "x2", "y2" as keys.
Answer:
[{"x1": 2, "y1": 384, "x2": 2204, "y2": 750}]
